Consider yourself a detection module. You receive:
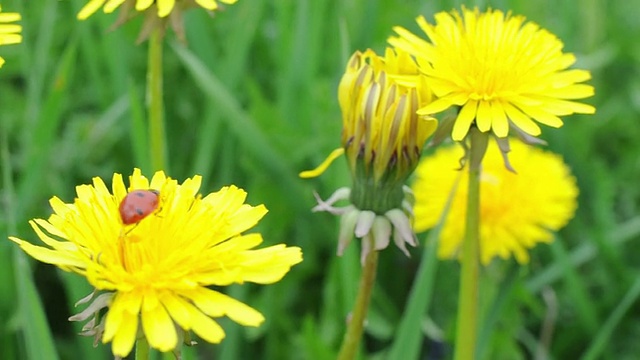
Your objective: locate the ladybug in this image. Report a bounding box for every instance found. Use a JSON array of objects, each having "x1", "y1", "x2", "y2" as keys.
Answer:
[{"x1": 119, "y1": 189, "x2": 160, "y2": 225}]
